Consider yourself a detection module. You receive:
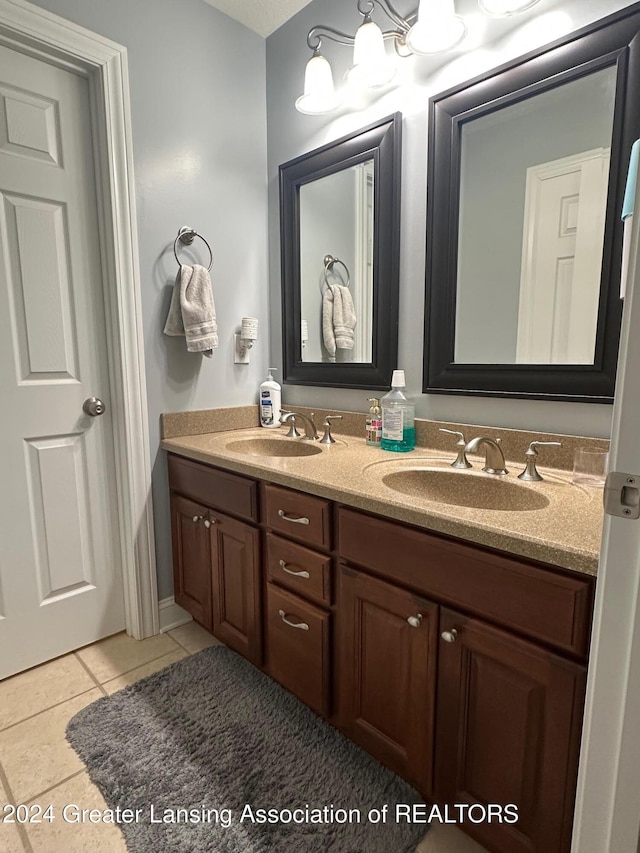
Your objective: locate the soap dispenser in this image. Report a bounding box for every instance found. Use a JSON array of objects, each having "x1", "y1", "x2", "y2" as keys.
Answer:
[
  {"x1": 259, "y1": 368, "x2": 281, "y2": 428},
  {"x1": 366, "y1": 398, "x2": 382, "y2": 445}
]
